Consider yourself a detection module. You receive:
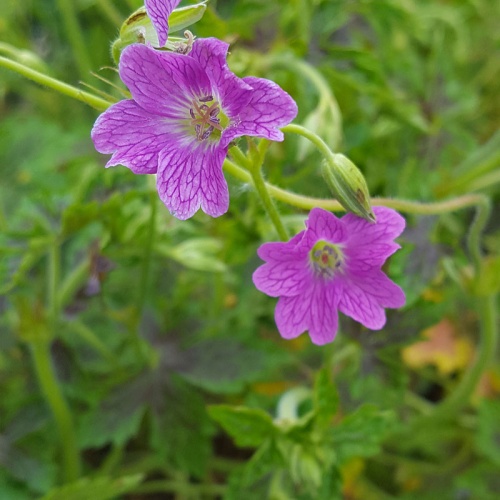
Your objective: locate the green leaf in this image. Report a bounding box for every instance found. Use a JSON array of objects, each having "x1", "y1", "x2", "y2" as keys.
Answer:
[
  {"x1": 208, "y1": 405, "x2": 275, "y2": 447},
  {"x1": 177, "y1": 339, "x2": 265, "y2": 394},
  {"x1": 330, "y1": 404, "x2": 394, "y2": 464},
  {"x1": 39, "y1": 474, "x2": 143, "y2": 500},
  {"x1": 313, "y1": 367, "x2": 339, "y2": 431},
  {"x1": 158, "y1": 237, "x2": 227, "y2": 272}
]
